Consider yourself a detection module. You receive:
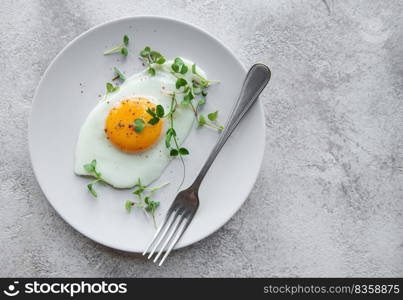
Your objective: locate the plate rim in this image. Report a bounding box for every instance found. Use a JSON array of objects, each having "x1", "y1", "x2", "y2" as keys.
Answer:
[{"x1": 28, "y1": 15, "x2": 266, "y2": 252}]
